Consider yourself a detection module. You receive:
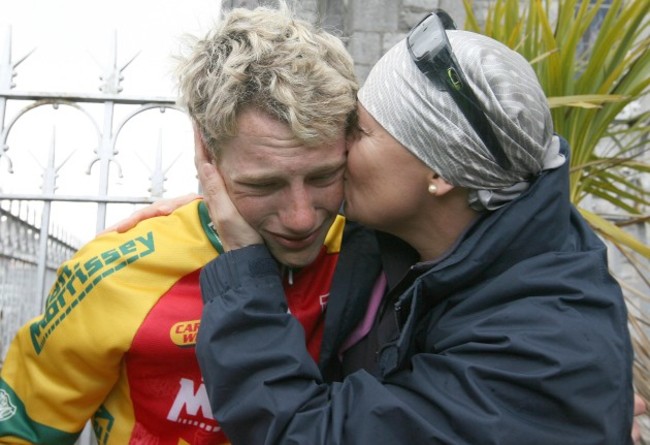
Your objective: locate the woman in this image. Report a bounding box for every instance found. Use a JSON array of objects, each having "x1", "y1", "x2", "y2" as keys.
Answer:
[{"x1": 124, "y1": 11, "x2": 639, "y2": 444}]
